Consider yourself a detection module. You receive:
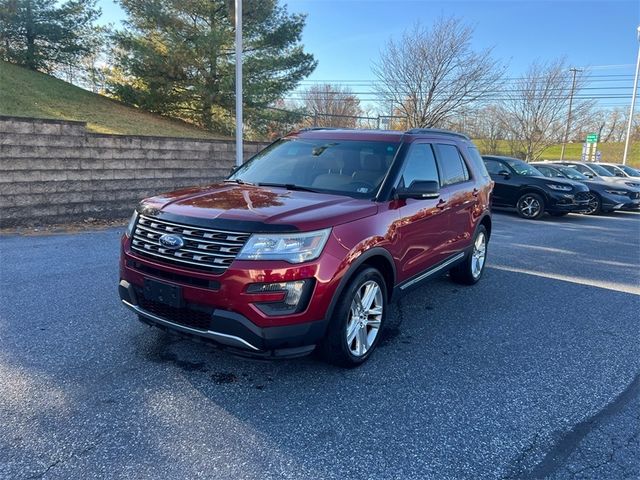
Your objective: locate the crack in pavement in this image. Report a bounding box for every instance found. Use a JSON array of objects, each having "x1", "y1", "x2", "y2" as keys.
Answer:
[
  {"x1": 24, "y1": 436, "x2": 103, "y2": 480},
  {"x1": 512, "y1": 373, "x2": 640, "y2": 479}
]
